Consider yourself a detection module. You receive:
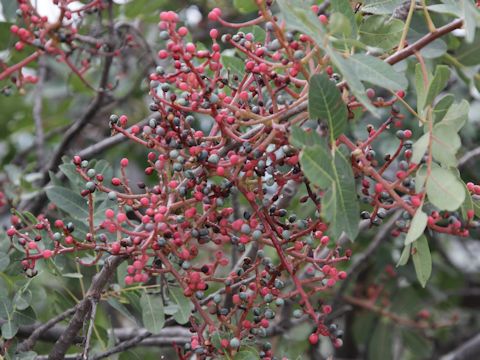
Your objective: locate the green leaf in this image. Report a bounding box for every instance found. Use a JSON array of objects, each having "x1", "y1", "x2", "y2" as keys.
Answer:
[
  {"x1": 13, "y1": 289, "x2": 32, "y2": 311},
  {"x1": 431, "y1": 124, "x2": 461, "y2": 167},
  {"x1": 424, "y1": 66, "x2": 450, "y2": 108},
  {"x1": 461, "y1": 0, "x2": 480, "y2": 43},
  {"x1": 415, "y1": 63, "x2": 428, "y2": 113},
  {"x1": 455, "y1": 30, "x2": 480, "y2": 66},
  {"x1": 45, "y1": 186, "x2": 89, "y2": 220},
  {"x1": 277, "y1": 0, "x2": 378, "y2": 116},
  {"x1": 300, "y1": 144, "x2": 360, "y2": 240},
  {"x1": 290, "y1": 125, "x2": 325, "y2": 149},
  {"x1": 1, "y1": 0, "x2": 17, "y2": 22},
  {"x1": 426, "y1": 167, "x2": 465, "y2": 211},
  {"x1": 411, "y1": 133, "x2": 428, "y2": 165},
  {"x1": 233, "y1": 0, "x2": 257, "y2": 13},
  {"x1": 277, "y1": 0, "x2": 325, "y2": 41},
  {"x1": 140, "y1": 292, "x2": 165, "y2": 333},
  {"x1": 1, "y1": 321, "x2": 18, "y2": 339},
  {"x1": 59, "y1": 163, "x2": 84, "y2": 188},
  {"x1": 234, "y1": 346, "x2": 260, "y2": 360},
  {"x1": 412, "y1": 235, "x2": 432, "y2": 287},
  {"x1": 349, "y1": 54, "x2": 408, "y2": 91},
  {"x1": 0, "y1": 22, "x2": 13, "y2": 50},
  {"x1": 402, "y1": 330, "x2": 433, "y2": 358},
  {"x1": 438, "y1": 100, "x2": 469, "y2": 131},
  {"x1": 330, "y1": 13, "x2": 352, "y2": 38},
  {"x1": 368, "y1": 319, "x2": 393, "y2": 360},
  {"x1": 361, "y1": 0, "x2": 405, "y2": 15},
  {"x1": 331, "y1": 0, "x2": 357, "y2": 37},
  {"x1": 405, "y1": 210, "x2": 428, "y2": 245},
  {"x1": 169, "y1": 287, "x2": 192, "y2": 325},
  {"x1": 0, "y1": 252, "x2": 10, "y2": 272},
  {"x1": 0, "y1": 297, "x2": 17, "y2": 339},
  {"x1": 397, "y1": 244, "x2": 411, "y2": 267},
  {"x1": 221, "y1": 56, "x2": 244, "y2": 78},
  {"x1": 332, "y1": 53, "x2": 379, "y2": 116},
  {"x1": 308, "y1": 73, "x2": 348, "y2": 143},
  {"x1": 427, "y1": 1, "x2": 461, "y2": 16},
  {"x1": 358, "y1": 16, "x2": 404, "y2": 50},
  {"x1": 107, "y1": 298, "x2": 138, "y2": 325},
  {"x1": 461, "y1": 183, "x2": 474, "y2": 221},
  {"x1": 432, "y1": 94, "x2": 455, "y2": 124},
  {"x1": 240, "y1": 25, "x2": 266, "y2": 43},
  {"x1": 94, "y1": 159, "x2": 113, "y2": 183}
]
